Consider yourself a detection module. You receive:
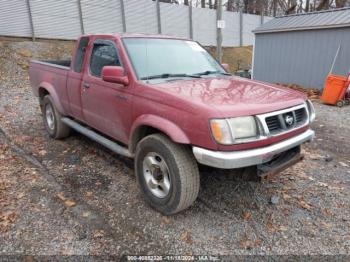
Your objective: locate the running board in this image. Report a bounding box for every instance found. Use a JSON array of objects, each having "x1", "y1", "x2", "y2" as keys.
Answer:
[{"x1": 61, "y1": 117, "x2": 132, "y2": 158}]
